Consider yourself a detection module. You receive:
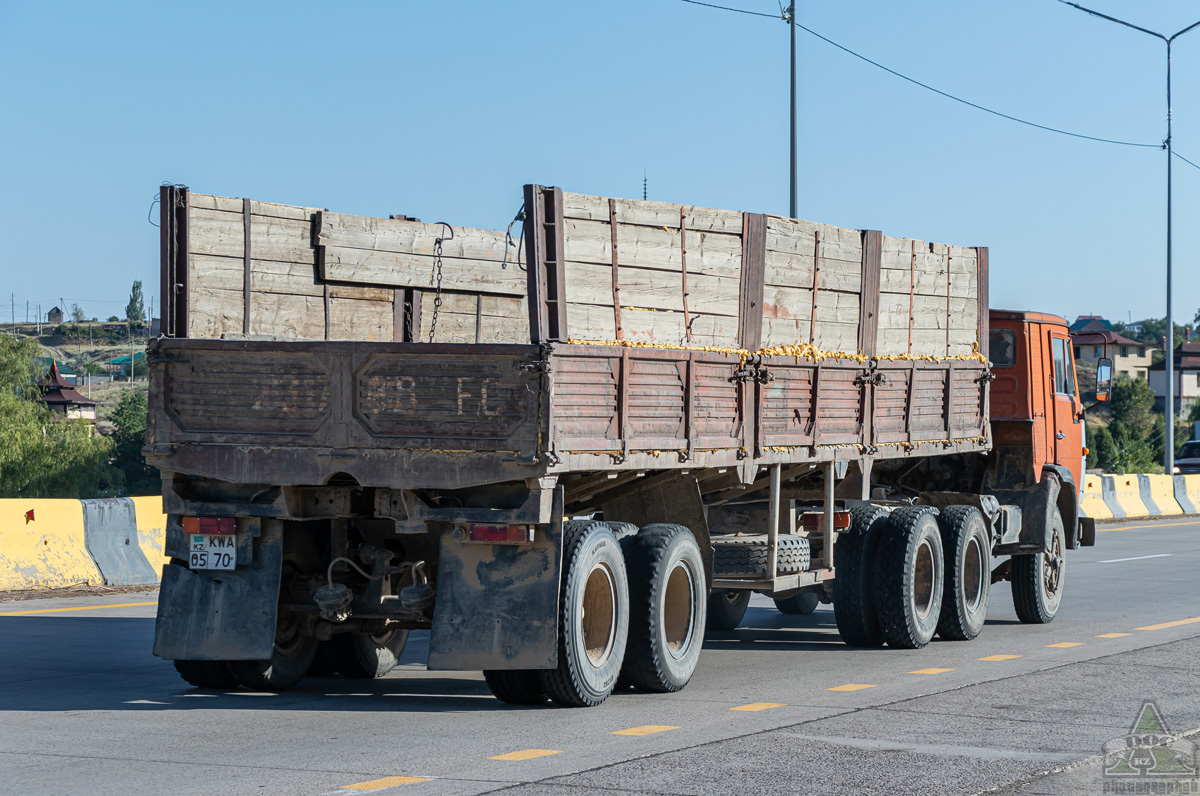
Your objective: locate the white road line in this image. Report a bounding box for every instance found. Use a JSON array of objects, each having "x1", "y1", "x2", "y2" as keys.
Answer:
[{"x1": 1098, "y1": 554, "x2": 1172, "y2": 564}]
